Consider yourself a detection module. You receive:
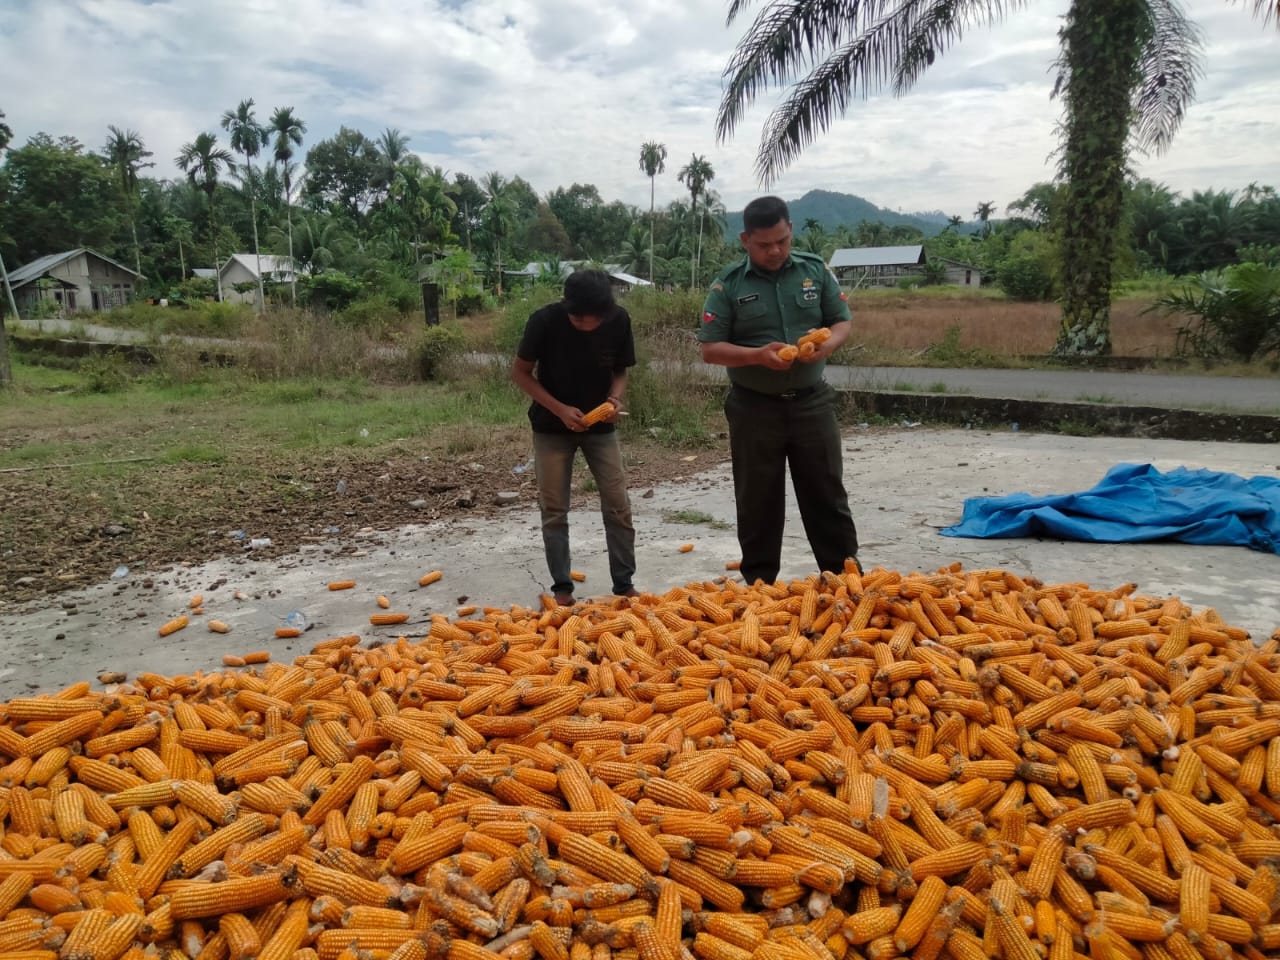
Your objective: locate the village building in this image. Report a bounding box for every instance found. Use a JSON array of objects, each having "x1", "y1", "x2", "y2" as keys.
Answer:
[
  {"x1": 829, "y1": 246, "x2": 984, "y2": 288},
  {"x1": 6, "y1": 248, "x2": 142, "y2": 316}
]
